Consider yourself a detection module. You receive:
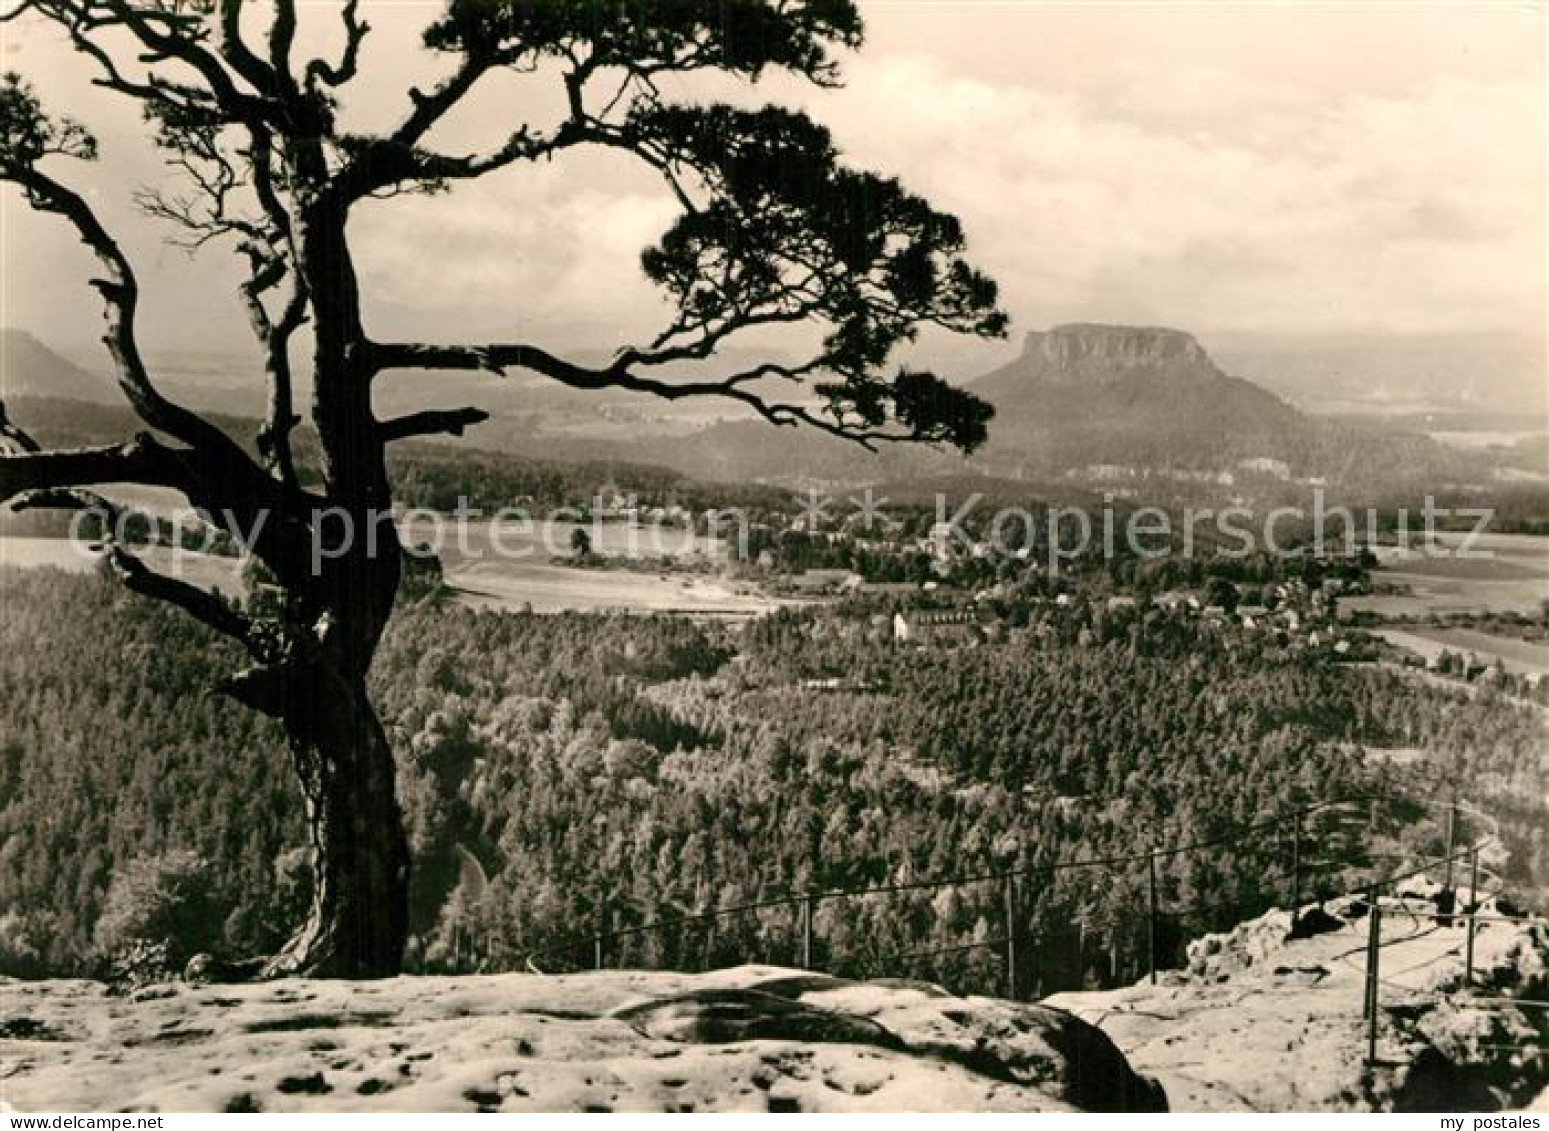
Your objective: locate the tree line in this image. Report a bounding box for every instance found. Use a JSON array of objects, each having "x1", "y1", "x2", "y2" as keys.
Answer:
[{"x1": 2, "y1": 566, "x2": 1540, "y2": 992}]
